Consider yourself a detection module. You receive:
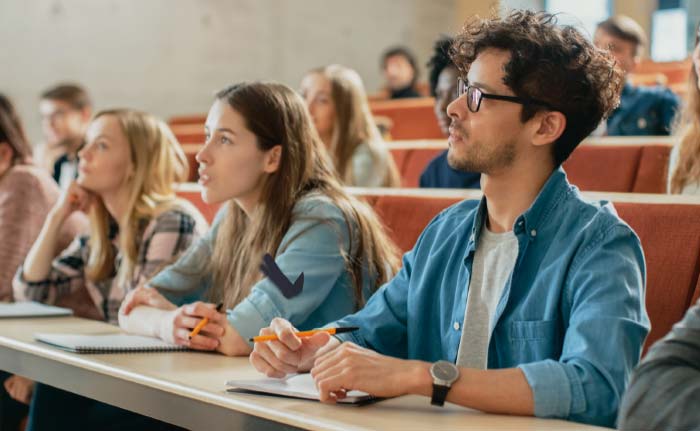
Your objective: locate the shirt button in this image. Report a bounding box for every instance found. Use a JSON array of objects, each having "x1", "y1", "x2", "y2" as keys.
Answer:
[
  {"x1": 530, "y1": 229, "x2": 537, "y2": 237},
  {"x1": 453, "y1": 321, "x2": 460, "y2": 331}
]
